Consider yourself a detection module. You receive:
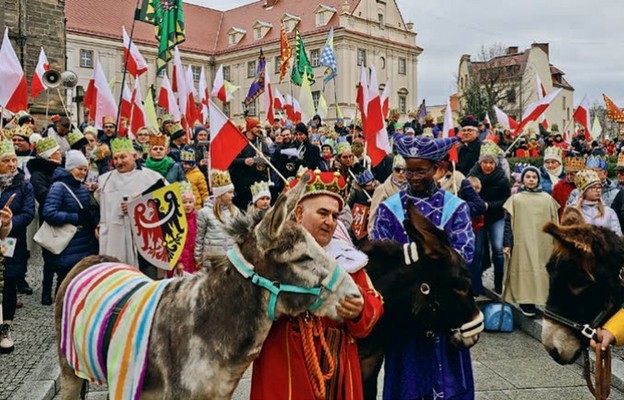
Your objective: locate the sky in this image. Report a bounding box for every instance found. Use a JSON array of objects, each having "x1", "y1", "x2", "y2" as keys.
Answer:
[{"x1": 186, "y1": 0, "x2": 624, "y2": 107}]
